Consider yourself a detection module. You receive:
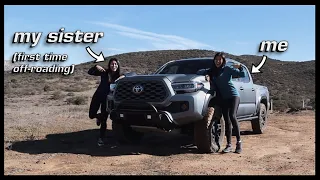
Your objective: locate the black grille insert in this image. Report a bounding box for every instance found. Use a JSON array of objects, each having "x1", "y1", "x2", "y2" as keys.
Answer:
[{"x1": 114, "y1": 80, "x2": 168, "y2": 102}]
